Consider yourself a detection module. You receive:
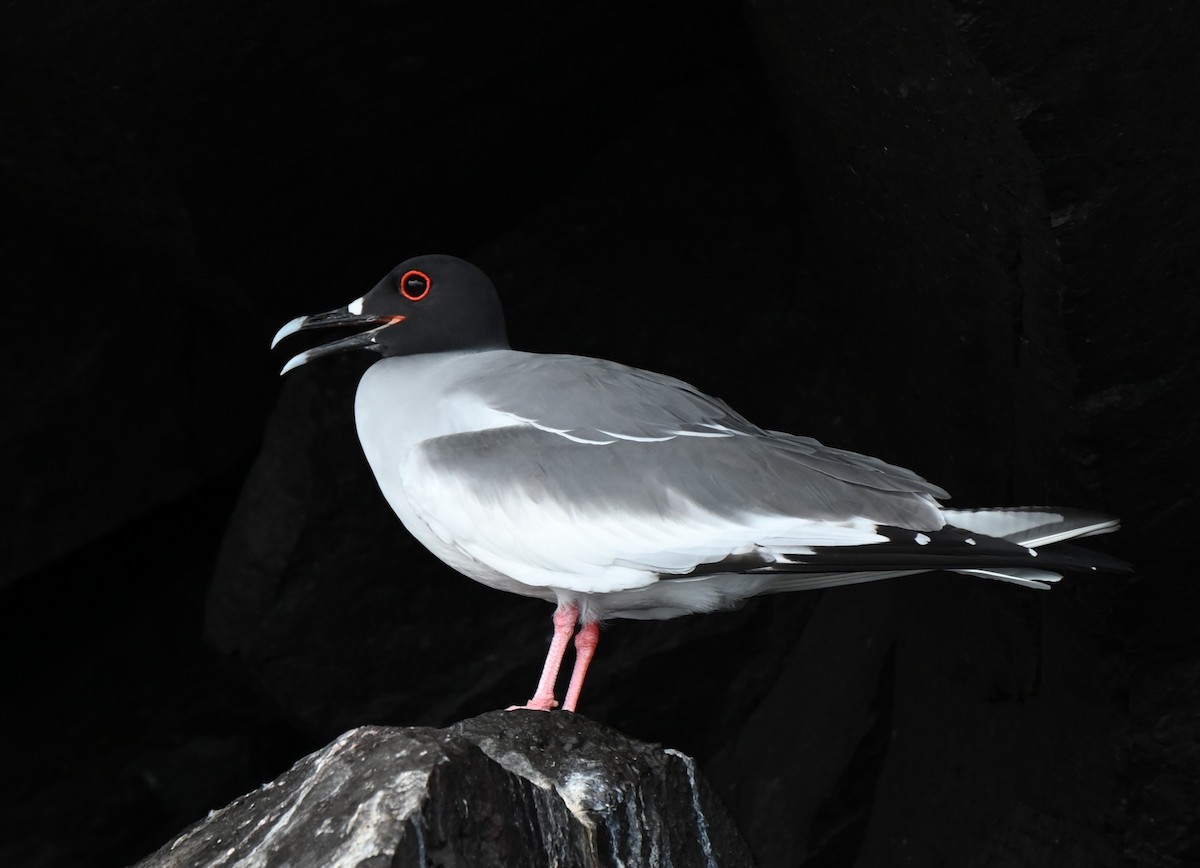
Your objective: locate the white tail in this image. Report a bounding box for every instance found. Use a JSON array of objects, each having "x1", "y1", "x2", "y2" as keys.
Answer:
[{"x1": 941, "y1": 507, "x2": 1120, "y2": 548}]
